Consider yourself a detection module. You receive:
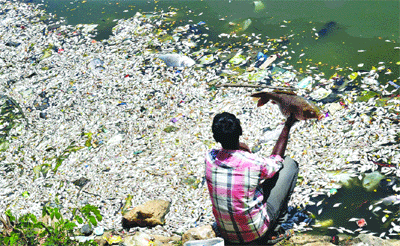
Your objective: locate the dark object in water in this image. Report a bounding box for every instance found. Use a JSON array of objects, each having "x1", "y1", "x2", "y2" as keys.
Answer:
[
  {"x1": 6, "y1": 41, "x2": 21, "y2": 47},
  {"x1": 317, "y1": 21, "x2": 338, "y2": 38},
  {"x1": 39, "y1": 112, "x2": 47, "y2": 119}
]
